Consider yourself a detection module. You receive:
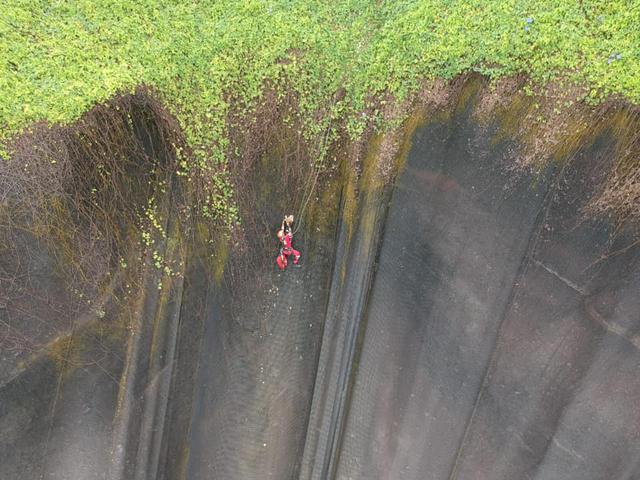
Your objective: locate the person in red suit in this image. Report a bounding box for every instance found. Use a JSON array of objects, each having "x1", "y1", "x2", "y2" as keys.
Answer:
[{"x1": 277, "y1": 215, "x2": 301, "y2": 270}]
